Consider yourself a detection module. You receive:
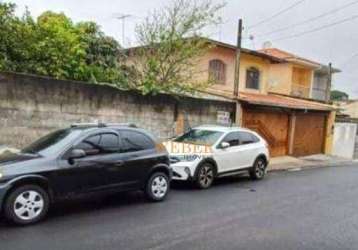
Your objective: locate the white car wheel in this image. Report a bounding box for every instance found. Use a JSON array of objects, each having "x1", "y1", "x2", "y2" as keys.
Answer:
[
  {"x1": 146, "y1": 172, "x2": 170, "y2": 202},
  {"x1": 4, "y1": 185, "x2": 50, "y2": 225},
  {"x1": 250, "y1": 158, "x2": 267, "y2": 180},
  {"x1": 196, "y1": 163, "x2": 215, "y2": 189}
]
